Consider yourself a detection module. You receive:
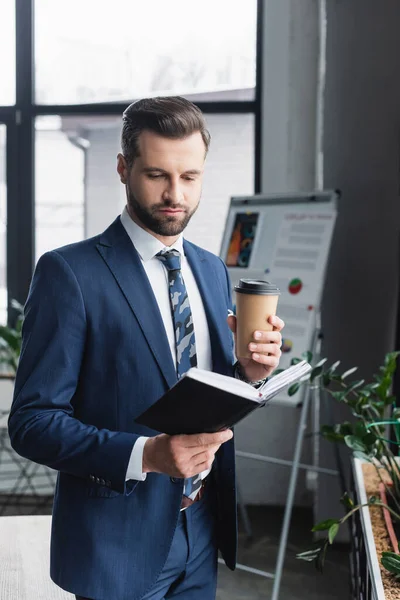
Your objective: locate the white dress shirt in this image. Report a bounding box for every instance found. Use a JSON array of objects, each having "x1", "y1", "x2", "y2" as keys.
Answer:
[{"x1": 120, "y1": 207, "x2": 213, "y2": 482}]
